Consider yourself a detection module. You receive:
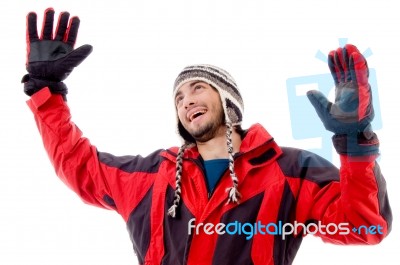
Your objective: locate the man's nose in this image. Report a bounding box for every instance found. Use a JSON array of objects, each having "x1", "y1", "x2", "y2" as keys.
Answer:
[{"x1": 183, "y1": 96, "x2": 196, "y2": 109}]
